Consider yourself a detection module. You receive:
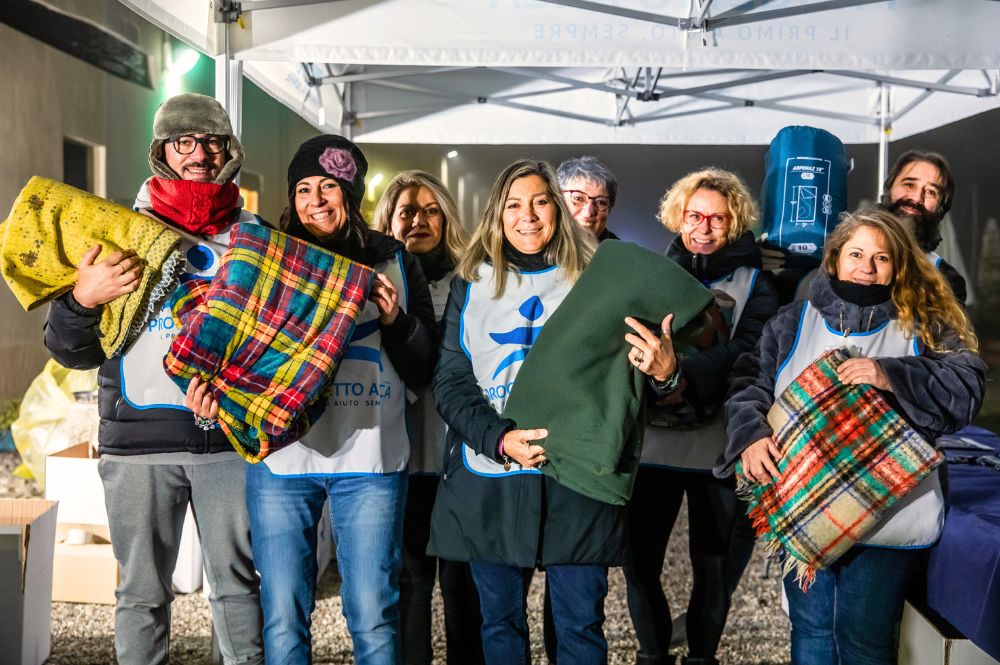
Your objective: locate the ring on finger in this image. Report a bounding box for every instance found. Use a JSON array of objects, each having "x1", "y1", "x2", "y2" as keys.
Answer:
[{"x1": 634, "y1": 350, "x2": 644, "y2": 364}]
